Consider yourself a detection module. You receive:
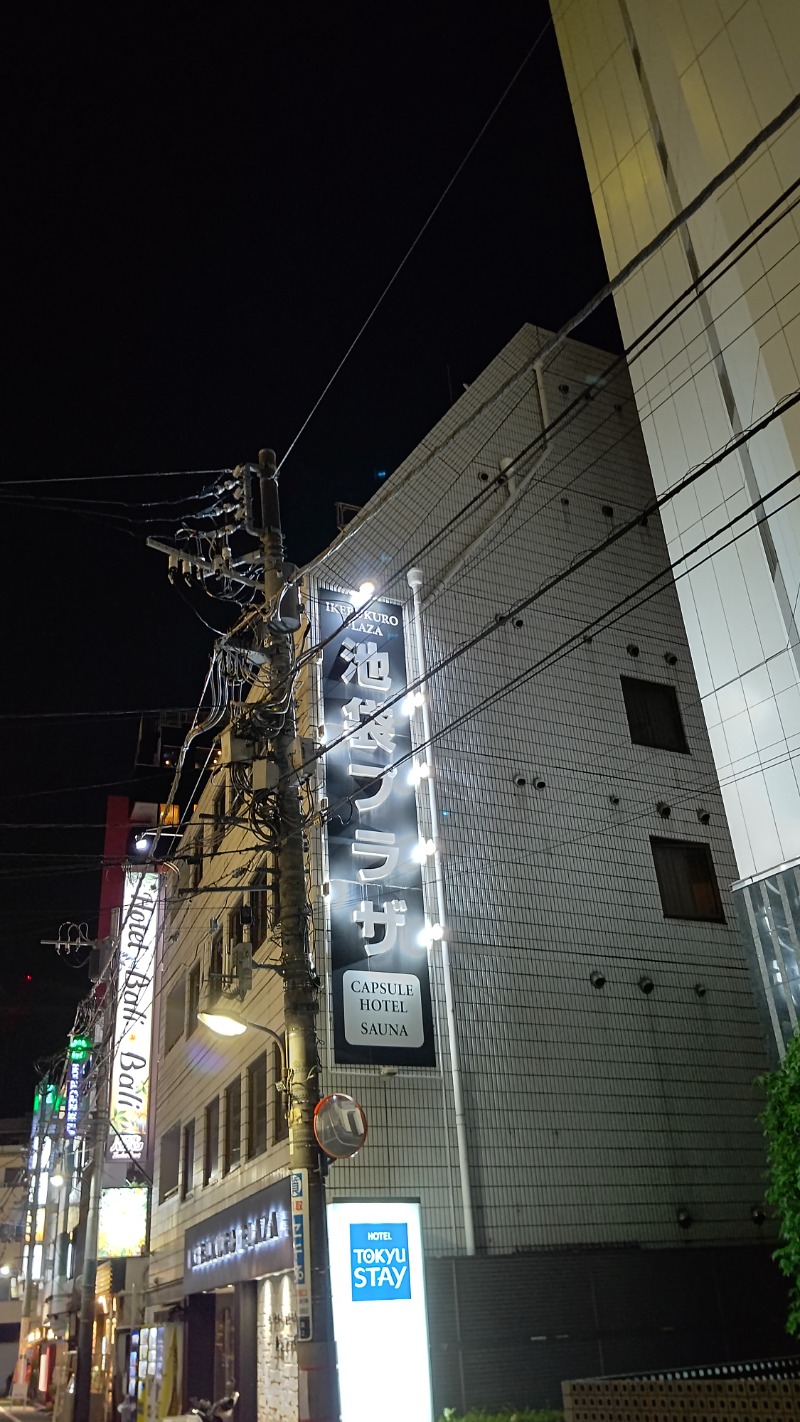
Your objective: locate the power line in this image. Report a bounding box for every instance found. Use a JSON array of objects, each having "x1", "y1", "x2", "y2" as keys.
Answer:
[
  {"x1": 276, "y1": 11, "x2": 555, "y2": 475},
  {"x1": 309, "y1": 476, "x2": 800, "y2": 830},
  {"x1": 298, "y1": 394, "x2": 800, "y2": 781},
  {"x1": 294, "y1": 189, "x2": 800, "y2": 668},
  {"x1": 0, "y1": 467, "x2": 230, "y2": 488}
]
